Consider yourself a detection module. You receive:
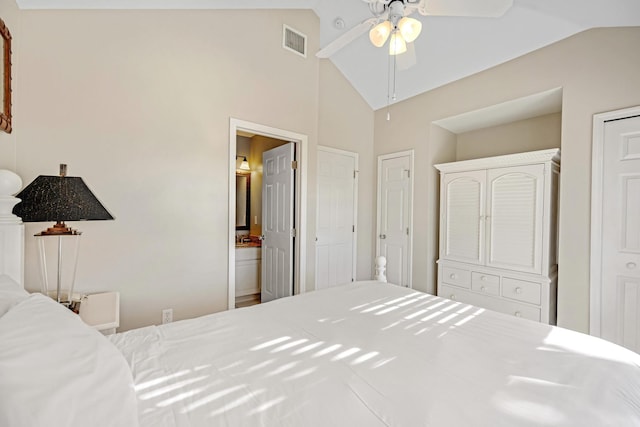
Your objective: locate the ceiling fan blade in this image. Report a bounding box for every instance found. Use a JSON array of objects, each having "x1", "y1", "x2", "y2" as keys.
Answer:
[
  {"x1": 396, "y1": 42, "x2": 417, "y2": 71},
  {"x1": 316, "y1": 17, "x2": 378, "y2": 58},
  {"x1": 418, "y1": 0, "x2": 513, "y2": 17}
]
